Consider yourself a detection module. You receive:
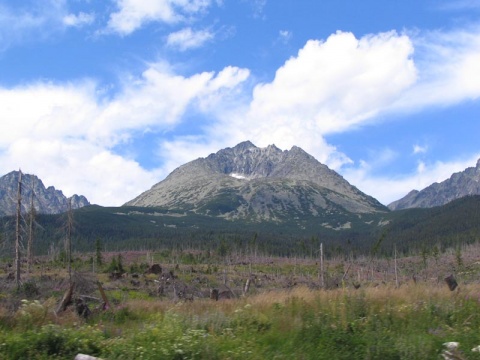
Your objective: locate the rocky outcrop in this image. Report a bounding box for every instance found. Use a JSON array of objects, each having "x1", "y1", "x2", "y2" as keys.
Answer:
[
  {"x1": 0, "y1": 170, "x2": 90, "y2": 216},
  {"x1": 125, "y1": 141, "x2": 387, "y2": 221},
  {"x1": 388, "y1": 158, "x2": 480, "y2": 210}
]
